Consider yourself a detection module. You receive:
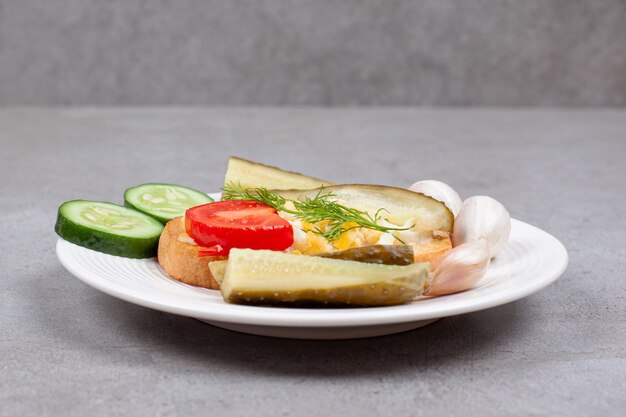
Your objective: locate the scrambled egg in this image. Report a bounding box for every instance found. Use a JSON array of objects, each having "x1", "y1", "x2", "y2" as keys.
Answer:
[
  {"x1": 279, "y1": 204, "x2": 431, "y2": 256},
  {"x1": 287, "y1": 219, "x2": 384, "y2": 255}
]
